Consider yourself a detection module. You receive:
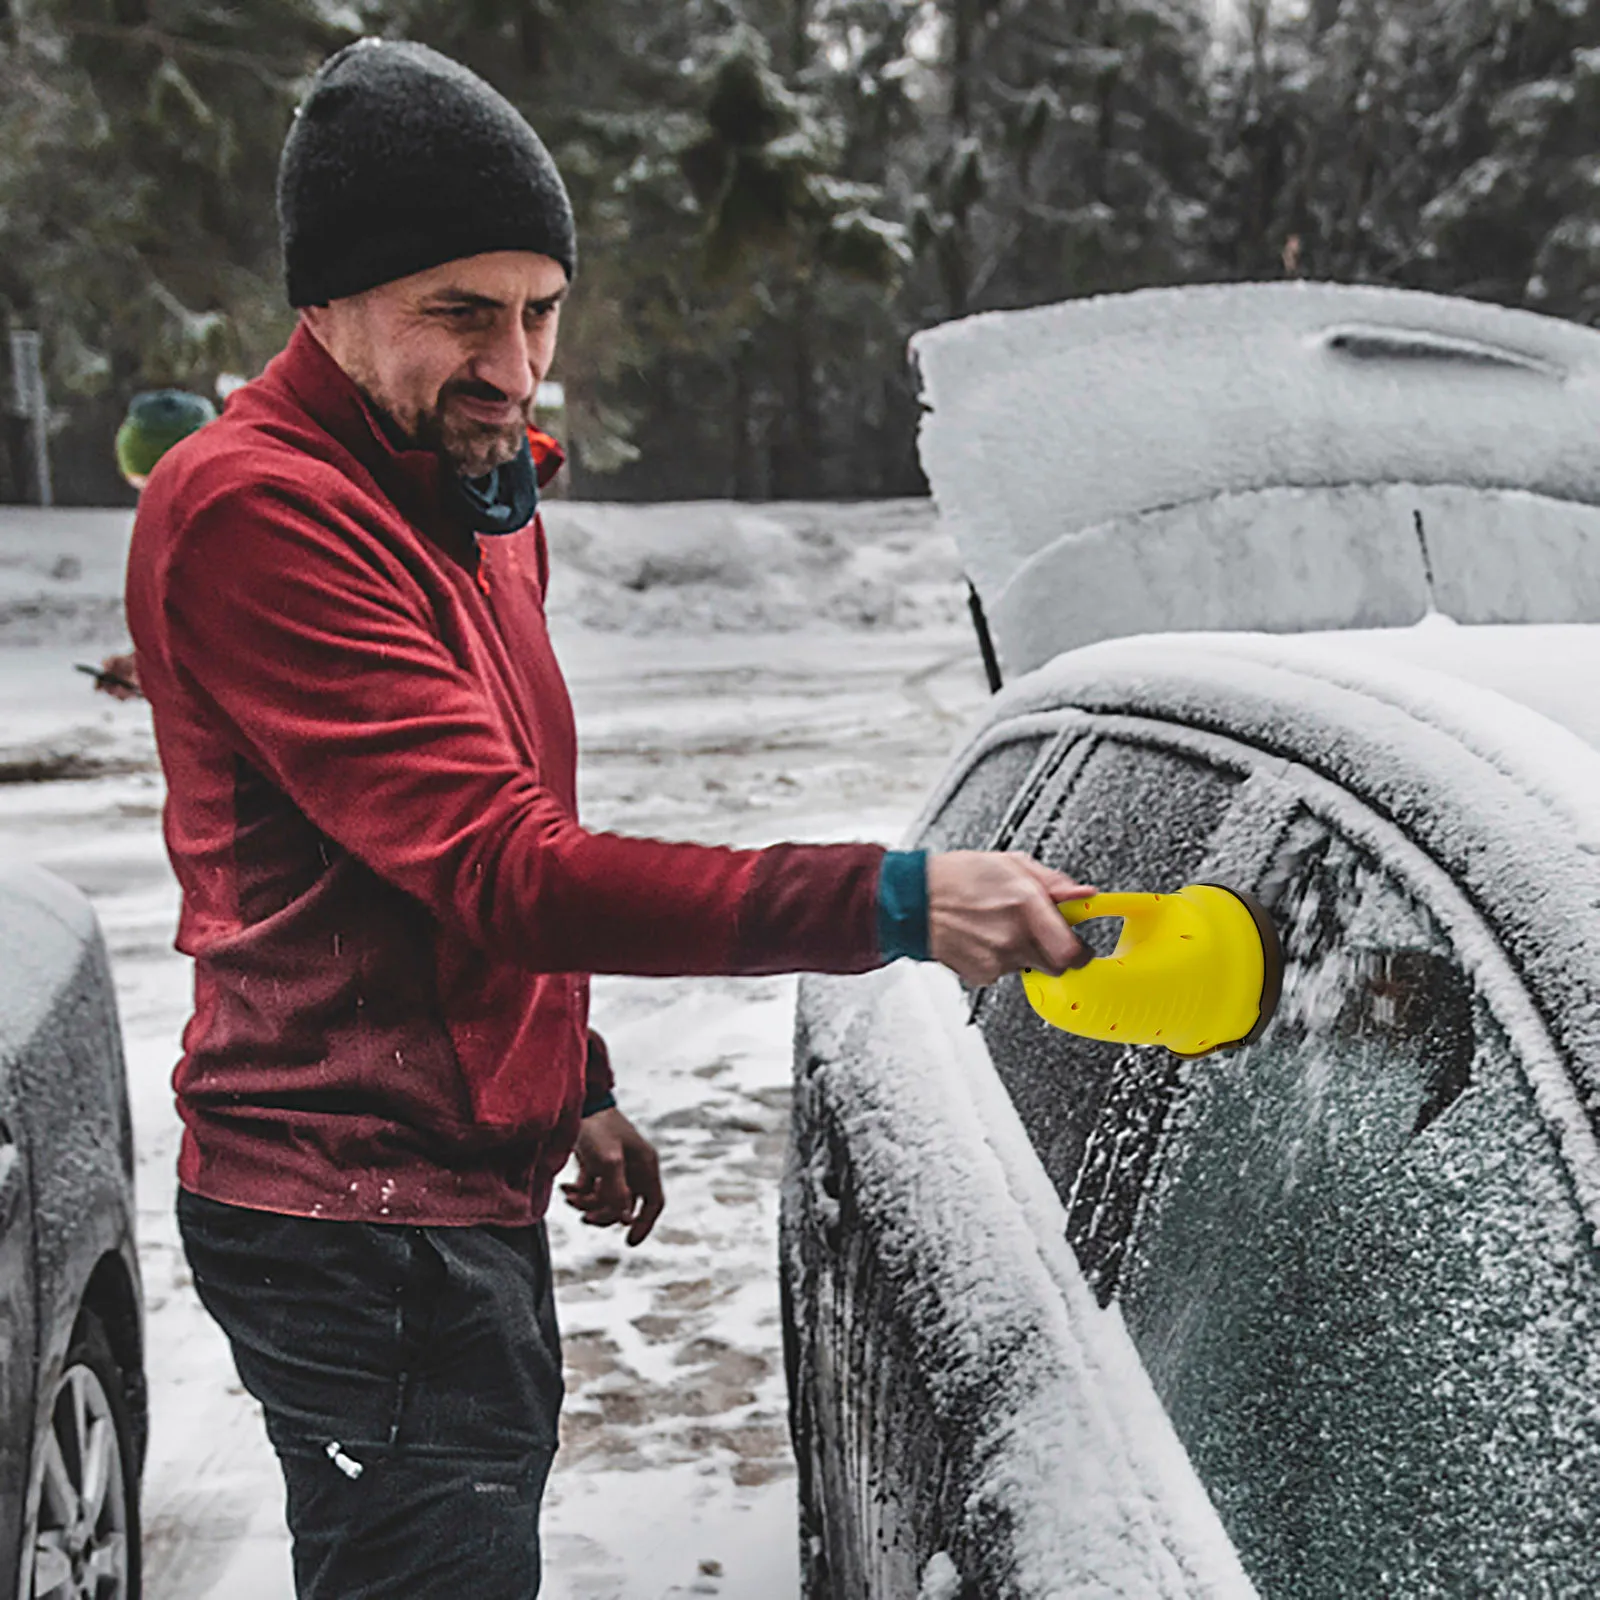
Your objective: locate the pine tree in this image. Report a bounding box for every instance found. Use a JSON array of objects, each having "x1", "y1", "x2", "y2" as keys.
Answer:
[
  {"x1": 1414, "y1": 0, "x2": 1600, "y2": 321},
  {"x1": 0, "y1": 0, "x2": 348, "y2": 500},
  {"x1": 1205, "y1": 0, "x2": 1600, "y2": 325},
  {"x1": 2, "y1": 0, "x2": 1235, "y2": 501},
  {"x1": 908, "y1": 0, "x2": 1215, "y2": 324}
]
